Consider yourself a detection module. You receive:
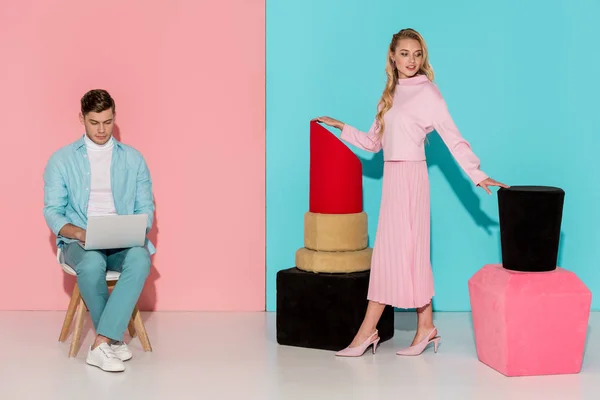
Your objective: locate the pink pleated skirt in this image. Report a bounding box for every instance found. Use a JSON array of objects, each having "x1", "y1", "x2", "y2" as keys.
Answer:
[{"x1": 367, "y1": 160, "x2": 434, "y2": 309}]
